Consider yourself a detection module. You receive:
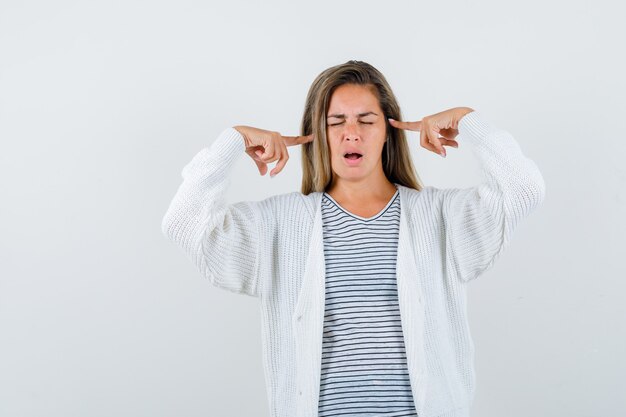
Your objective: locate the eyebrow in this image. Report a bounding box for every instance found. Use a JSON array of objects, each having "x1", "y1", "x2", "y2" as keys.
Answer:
[{"x1": 326, "y1": 111, "x2": 378, "y2": 119}]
